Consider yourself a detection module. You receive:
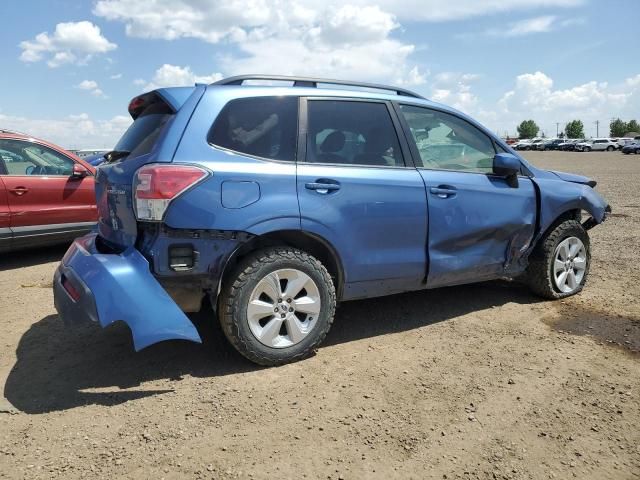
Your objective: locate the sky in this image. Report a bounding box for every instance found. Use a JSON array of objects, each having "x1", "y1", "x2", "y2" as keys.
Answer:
[{"x1": 0, "y1": 0, "x2": 639, "y2": 148}]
